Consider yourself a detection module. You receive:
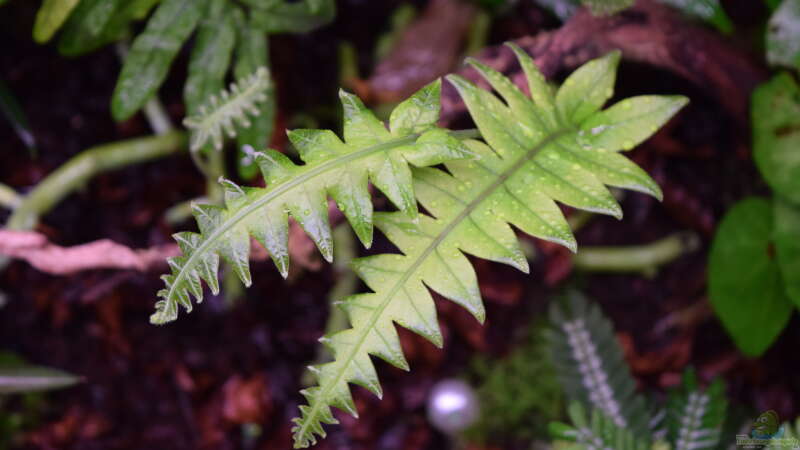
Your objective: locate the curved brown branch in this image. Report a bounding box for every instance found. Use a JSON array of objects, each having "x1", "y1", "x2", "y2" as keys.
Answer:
[
  {"x1": 440, "y1": 0, "x2": 767, "y2": 126},
  {"x1": 0, "y1": 206, "x2": 341, "y2": 275},
  {"x1": 0, "y1": 230, "x2": 179, "y2": 275}
]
